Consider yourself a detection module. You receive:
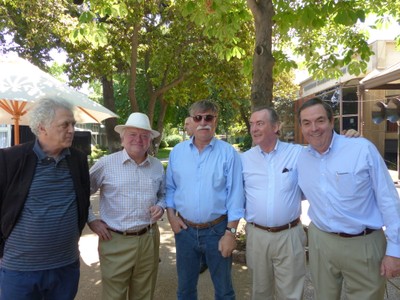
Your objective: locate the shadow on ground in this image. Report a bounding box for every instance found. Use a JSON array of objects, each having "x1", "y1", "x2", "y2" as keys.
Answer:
[{"x1": 75, "y1": 193, "x2": 400, "y2": 299}]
